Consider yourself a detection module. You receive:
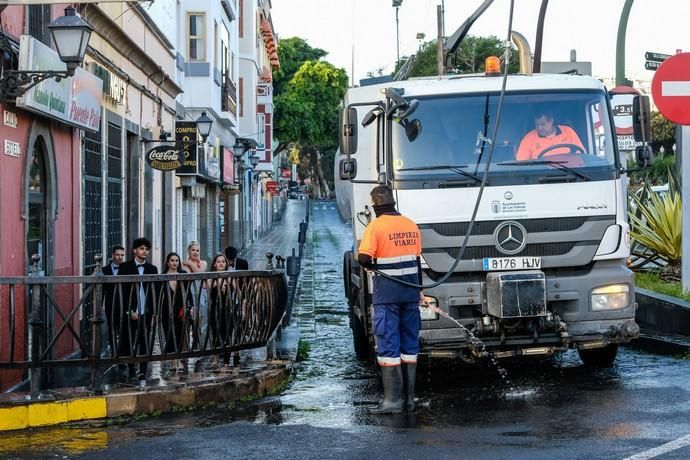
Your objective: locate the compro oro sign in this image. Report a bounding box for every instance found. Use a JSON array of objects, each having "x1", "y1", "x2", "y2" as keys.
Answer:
[
  {"x1": 146, "y1": 145, "x2": 181, "y2": 171},
  {"x1": 16, "y1": 35, "x2": 103, "y2": 132}
]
